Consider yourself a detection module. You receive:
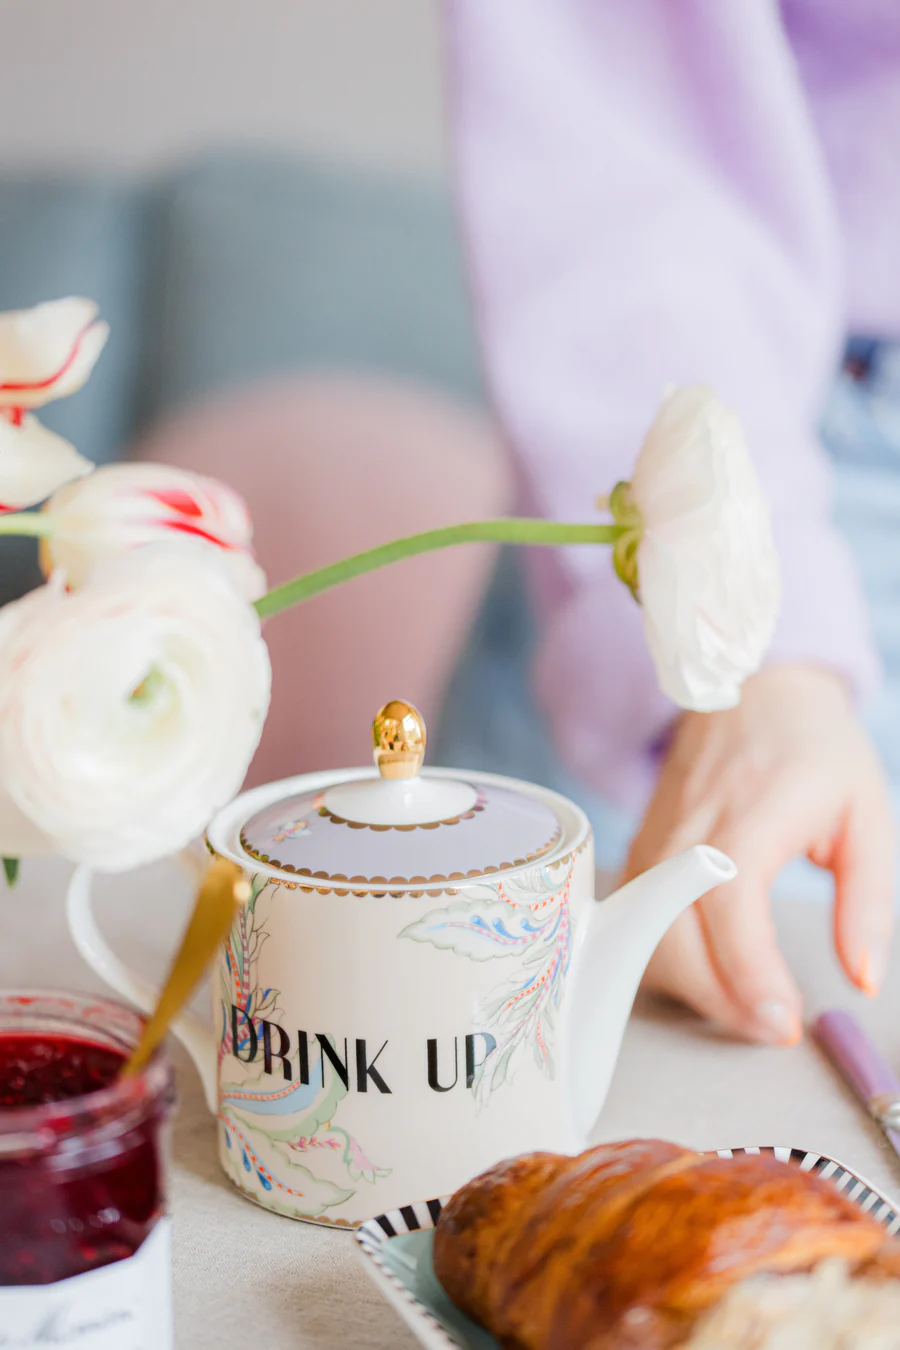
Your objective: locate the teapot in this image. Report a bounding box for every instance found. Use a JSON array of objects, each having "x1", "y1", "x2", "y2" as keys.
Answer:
[{"x1": 67, "y1": 700, "x2": 735, "y2": 1228}]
